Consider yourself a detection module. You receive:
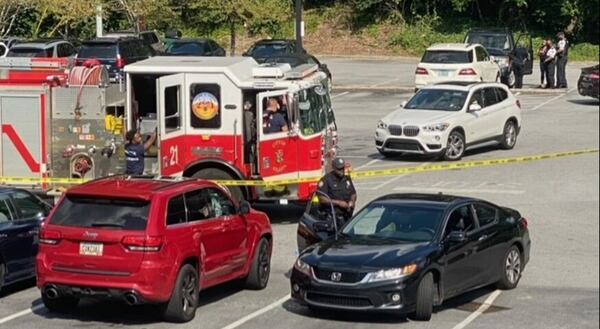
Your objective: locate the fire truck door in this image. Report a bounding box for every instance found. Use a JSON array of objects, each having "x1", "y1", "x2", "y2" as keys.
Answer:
[
  {"x1": 257, "y1": 91, "x2": 298, "y2": 181},
  {"x1": 157, "y1": 74, "x2": 186, "y2": 176}
]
